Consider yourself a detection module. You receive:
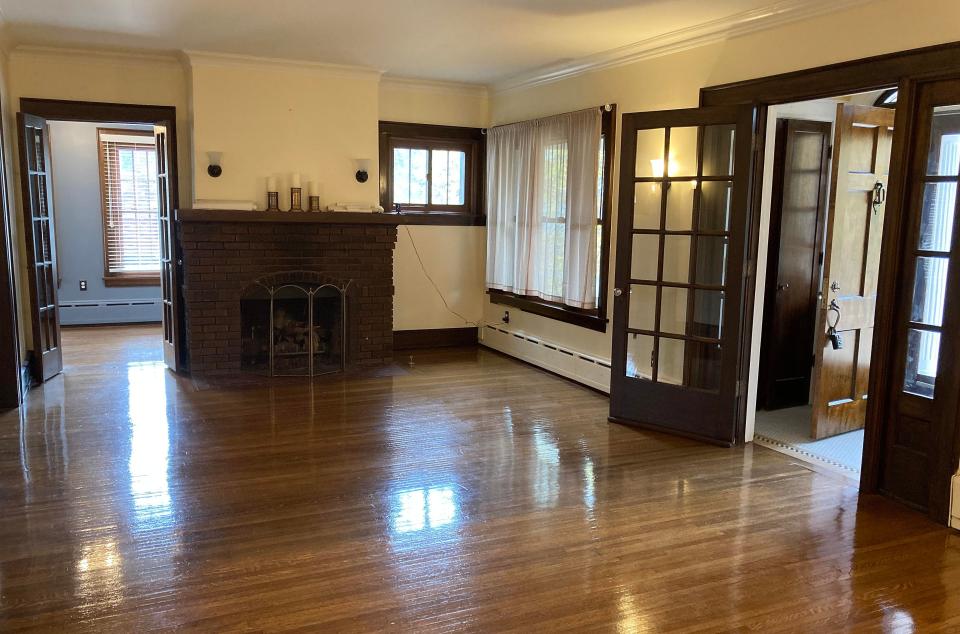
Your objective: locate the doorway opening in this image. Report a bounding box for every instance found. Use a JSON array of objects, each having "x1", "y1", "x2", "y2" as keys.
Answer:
[
  {"x1": 16, "y1": 99, "x2": 180, "y2": 384},
  {"x1": 55, "y1": 123, "x2": 164, "y2": 369},
  {"x1": 750, "y1": 88, "x2": 899, "y2": 480}
]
